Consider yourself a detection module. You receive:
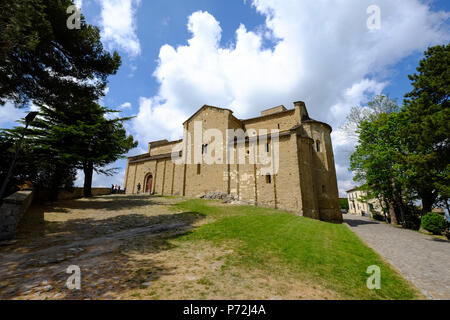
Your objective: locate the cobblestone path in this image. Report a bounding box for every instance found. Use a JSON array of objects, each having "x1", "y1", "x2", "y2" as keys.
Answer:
[{"x1": 344, "y1": 214, "x2": 450, "y2": 300}]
